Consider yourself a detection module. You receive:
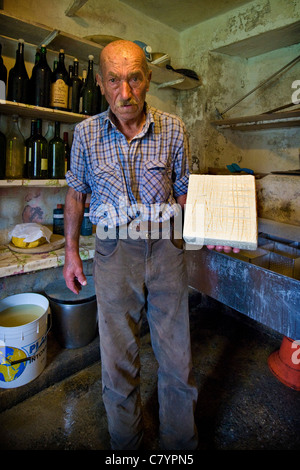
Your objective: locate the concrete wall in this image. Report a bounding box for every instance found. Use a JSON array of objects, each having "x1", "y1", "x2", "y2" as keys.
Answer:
[
  {"x1": 176, "y1": 0, "x2": 300, "y2": 225},
  {"x1": 177, "y1": 0, "x2": 300, "y2": 172}
]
